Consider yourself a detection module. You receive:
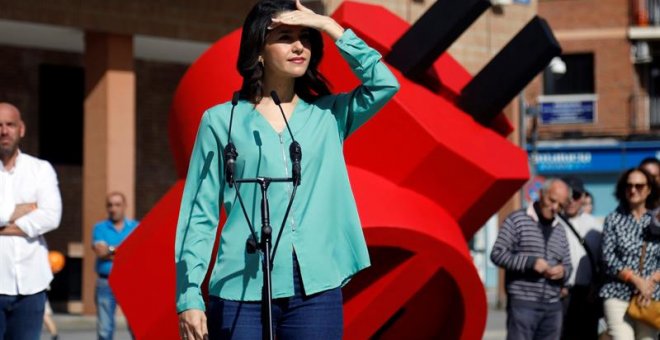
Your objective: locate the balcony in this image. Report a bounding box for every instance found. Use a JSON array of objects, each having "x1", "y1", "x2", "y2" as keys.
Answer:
[{"x1": 629, "y1": 0, "x2": 660, "y2": 39}]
